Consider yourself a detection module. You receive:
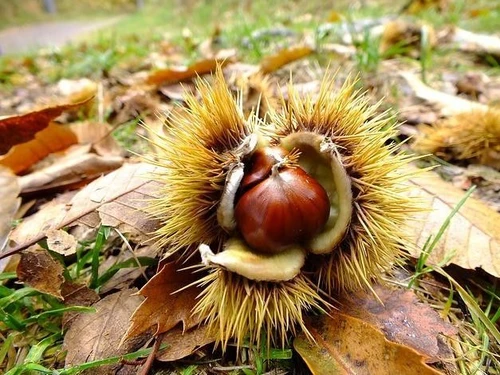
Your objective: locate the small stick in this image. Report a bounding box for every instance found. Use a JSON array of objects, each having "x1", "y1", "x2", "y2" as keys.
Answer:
[{"x1": 138, "y1": 335, "x2": 162, "y2": 375}]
